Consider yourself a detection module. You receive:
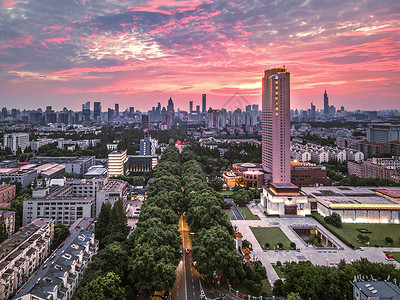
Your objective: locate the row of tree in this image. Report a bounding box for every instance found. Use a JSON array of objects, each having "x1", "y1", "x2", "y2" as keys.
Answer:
[
  {"x1": 181, "y1": 146, "x2": 268, "y2": 295},
  {"x1": 273, "y1": 259, "x2": 400, "y2": 300}
]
